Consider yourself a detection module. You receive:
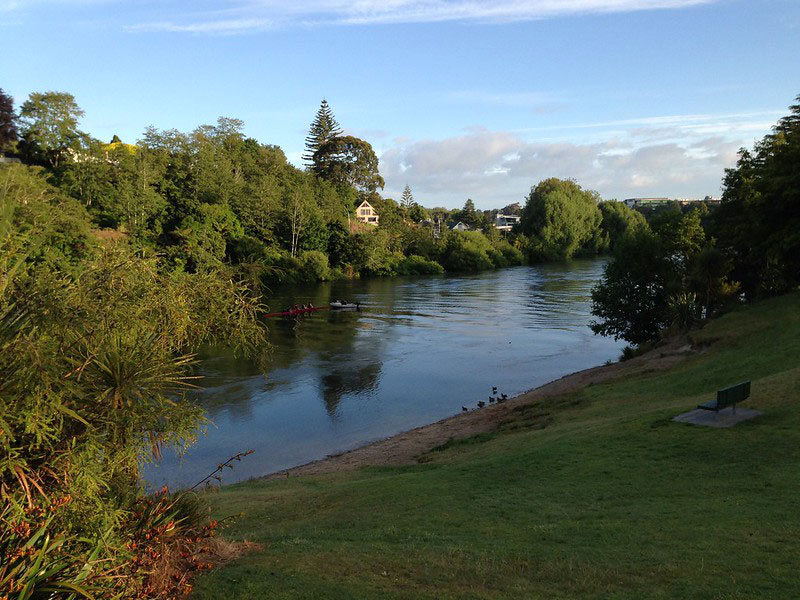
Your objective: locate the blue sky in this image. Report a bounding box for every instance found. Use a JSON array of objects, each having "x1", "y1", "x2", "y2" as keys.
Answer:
[{"x1": 2, "y1": 0, "x2": 798, "y2": 209}]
